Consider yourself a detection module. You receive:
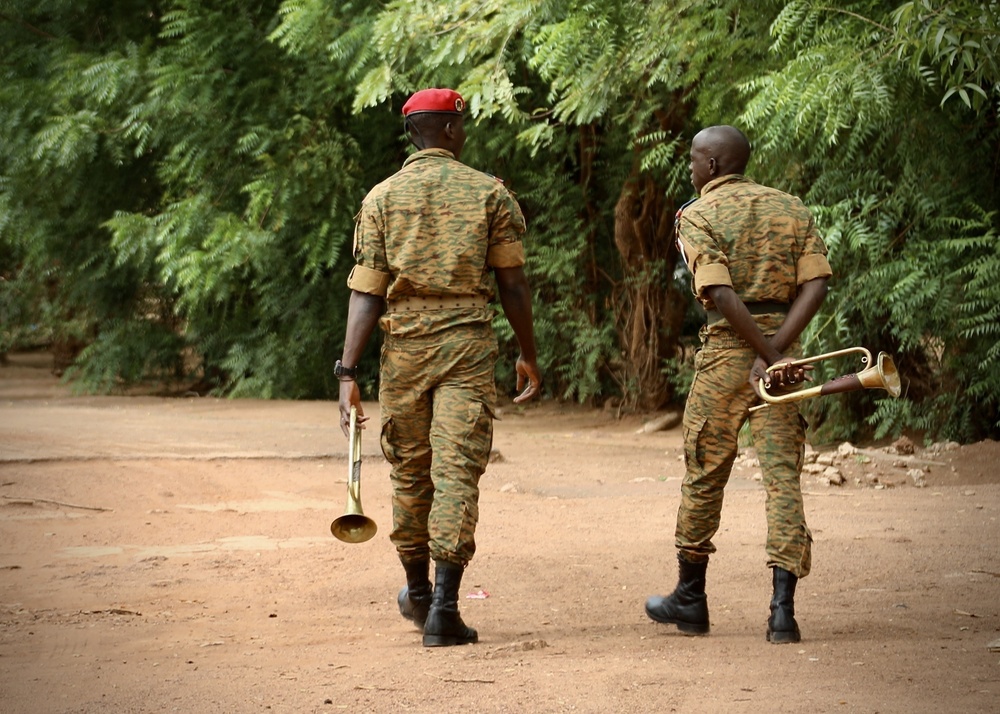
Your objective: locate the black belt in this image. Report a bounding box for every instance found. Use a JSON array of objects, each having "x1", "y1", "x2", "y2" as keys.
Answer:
[{"x1": 706, "y1": 301, "x2": 789, "y2": 324}]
